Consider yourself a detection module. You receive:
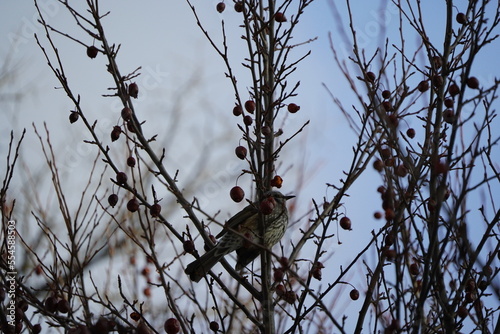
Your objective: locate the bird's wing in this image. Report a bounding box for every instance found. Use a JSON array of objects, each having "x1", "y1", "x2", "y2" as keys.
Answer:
[{"x1": 215, "y1": 204, "x2": 258, "y2": 239}]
